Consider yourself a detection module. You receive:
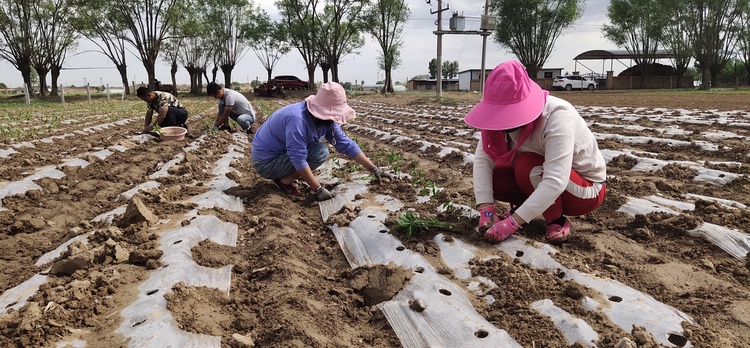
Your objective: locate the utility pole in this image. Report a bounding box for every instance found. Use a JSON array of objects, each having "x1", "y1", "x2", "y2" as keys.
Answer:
[
  {"x1": 431, "y1": 2, "x2": 494, "y2": 96},
  {"x1": 480, "y1": 0, "x2": 490, "y2": 93},
  {"x1": 429, "y1": 0, "x2": 449, "y2": 98}
]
